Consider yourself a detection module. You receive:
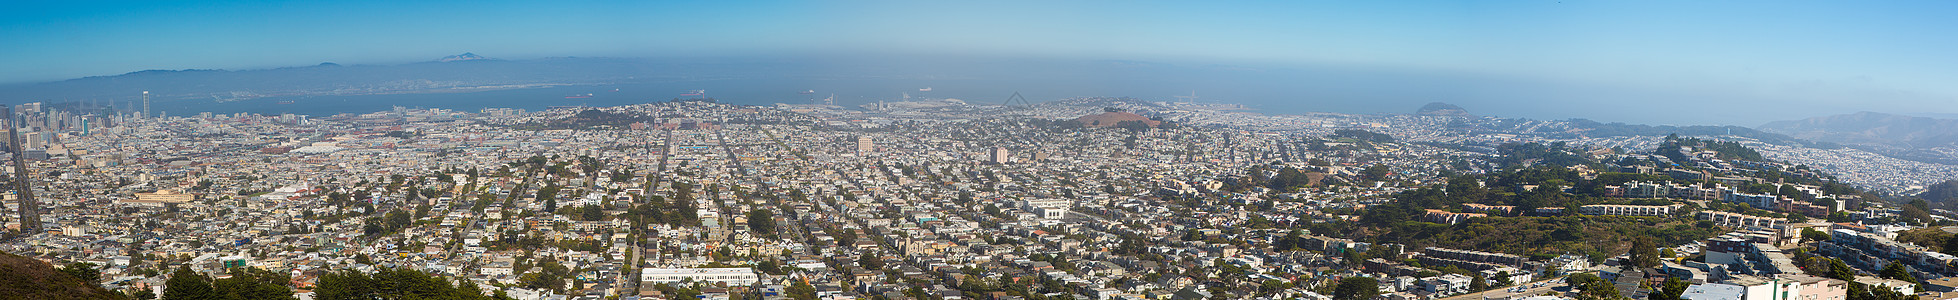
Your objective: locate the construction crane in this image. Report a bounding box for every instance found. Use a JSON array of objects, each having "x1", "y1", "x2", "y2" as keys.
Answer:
[{"x1": 1174, "y1": 91, "x2": 1198, "y2": 104}]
